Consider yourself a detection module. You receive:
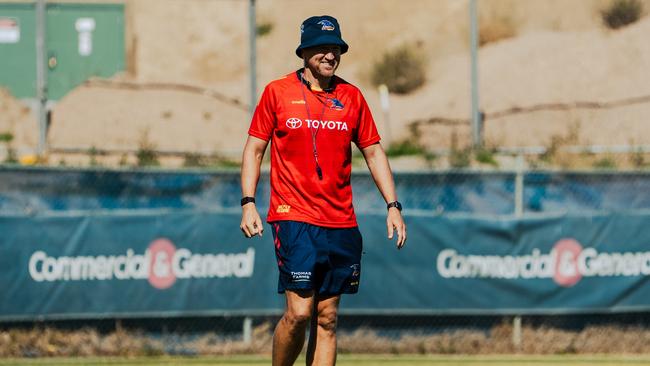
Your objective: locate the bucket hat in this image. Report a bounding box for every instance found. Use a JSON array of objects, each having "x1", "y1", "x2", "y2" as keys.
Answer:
[{"x1": 295, "y1": 15, "x2": 348, "y2": 58}]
